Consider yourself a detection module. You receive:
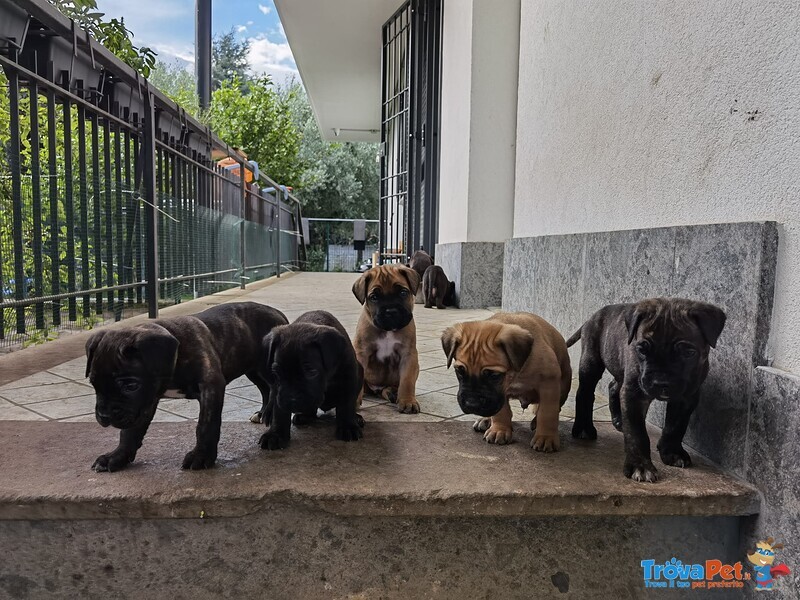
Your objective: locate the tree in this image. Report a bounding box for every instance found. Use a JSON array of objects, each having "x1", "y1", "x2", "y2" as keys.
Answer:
[
  {"x1": 284, "y1": 83, "x2": 379, "y2": 219},
  {"x1": 149, "y1": 61, "x2": 200, "y2": 117},
  {"x1": 207, "y1": 76, "x2": 301, "y2": 186},
  {"x1": 212, "y1": 30, "x2": 250, "y2": 91},
  {"x1": 49, "y1": 0, "x2": 156, "y2": 77}
]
